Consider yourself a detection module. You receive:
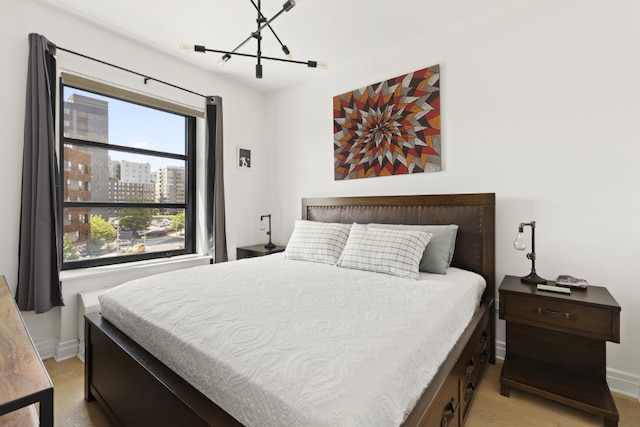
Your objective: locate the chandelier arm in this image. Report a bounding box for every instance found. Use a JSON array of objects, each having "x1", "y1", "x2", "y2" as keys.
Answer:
[
  {"x1": 198, "y1": 46, "x2": 314, "y2": 65},
  {"x1": 248, "y1": 0, "x2": 288, "y2": 51},
  {"x1": 224, "y1": 5, "x2": 290, "y2": 58}
]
